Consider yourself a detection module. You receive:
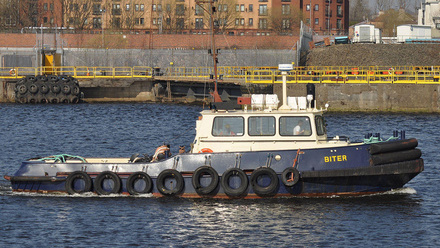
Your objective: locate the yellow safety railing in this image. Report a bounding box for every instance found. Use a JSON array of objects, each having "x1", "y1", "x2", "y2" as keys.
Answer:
[
  {"x1": 0, "y1": 66, "x2": 154, "y2": 79},
  {"x1": 1, "y1": 65, "x2": 439, "y2": 84}
]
